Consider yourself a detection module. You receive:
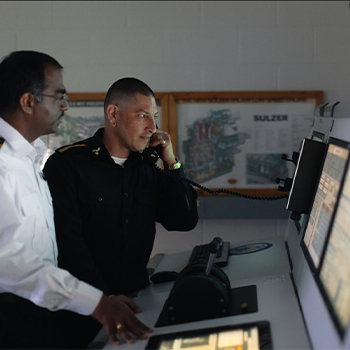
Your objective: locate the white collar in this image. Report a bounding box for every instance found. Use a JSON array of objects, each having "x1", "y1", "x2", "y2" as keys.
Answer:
[
  {"x1": 111, "y1": 156, "x2": 127, "y2": 168},
  {"x1": 0, "y1": 117, "x2": 47, "y2": 163}
]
